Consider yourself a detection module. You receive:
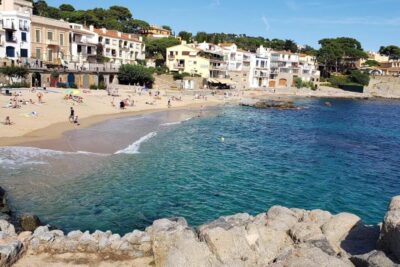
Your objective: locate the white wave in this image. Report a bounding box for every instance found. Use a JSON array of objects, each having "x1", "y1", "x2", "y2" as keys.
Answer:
[
  {"x1": 115, "y1": 132, "x2": 157, "y2": 155},
  {"x1": 160, "y1": 117, "x2": 193, "y2": 127},
  {"x1": 0, "y1": 146, "x2": 106, "y2": 167}
]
